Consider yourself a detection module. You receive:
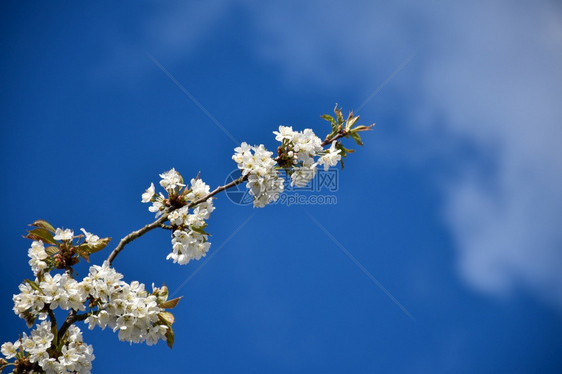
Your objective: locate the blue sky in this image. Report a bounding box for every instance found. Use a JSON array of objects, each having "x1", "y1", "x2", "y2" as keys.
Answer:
[{"x1": 1, "y1": 1, "x2": 562, "y2": 373}]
